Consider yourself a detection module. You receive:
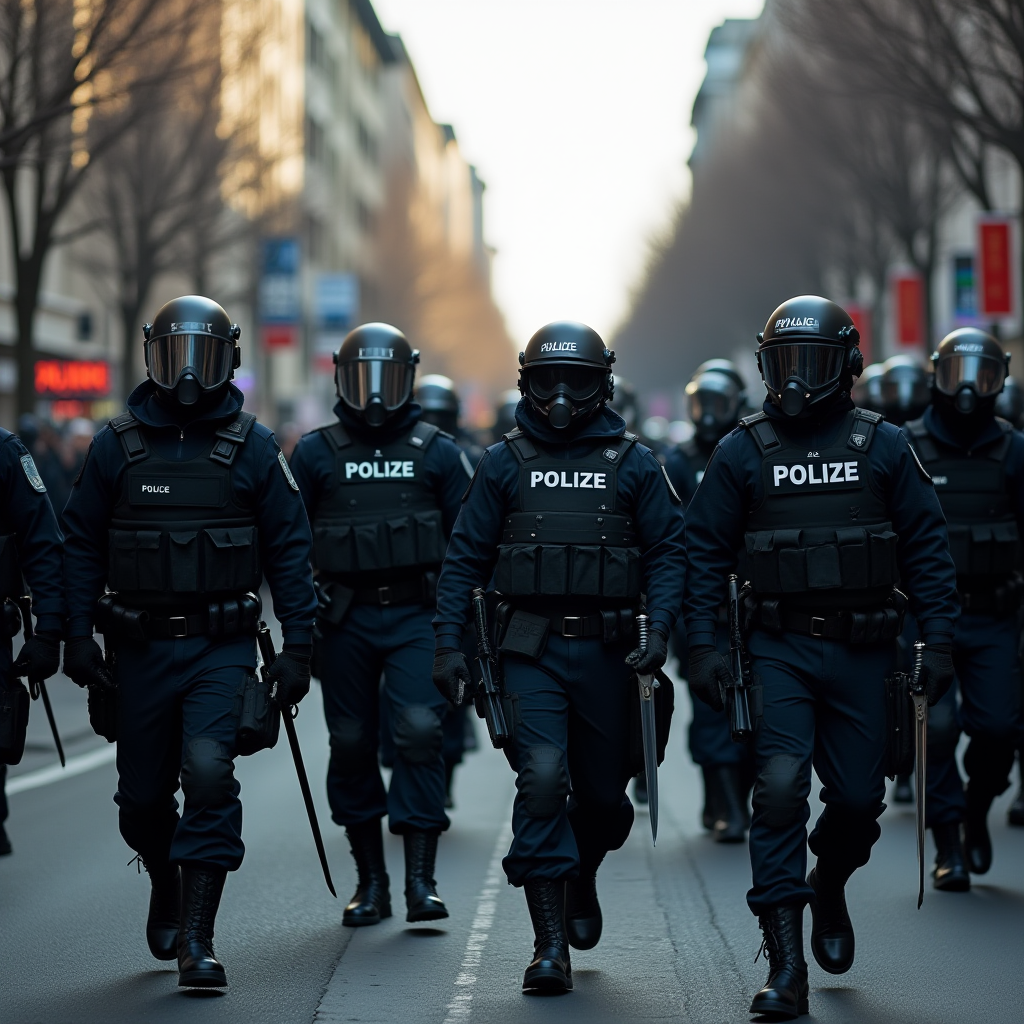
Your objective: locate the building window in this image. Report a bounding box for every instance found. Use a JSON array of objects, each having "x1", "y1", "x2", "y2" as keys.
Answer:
[
  {"x1": 356, "y1": 199, "x2": 372, "y2": 233},
  {"x1": 306, "y1": 113, "x2": 326, "y2": 164},
  {"x1": 356, "y1": 117, "x2": 377, "y2": 166}
]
